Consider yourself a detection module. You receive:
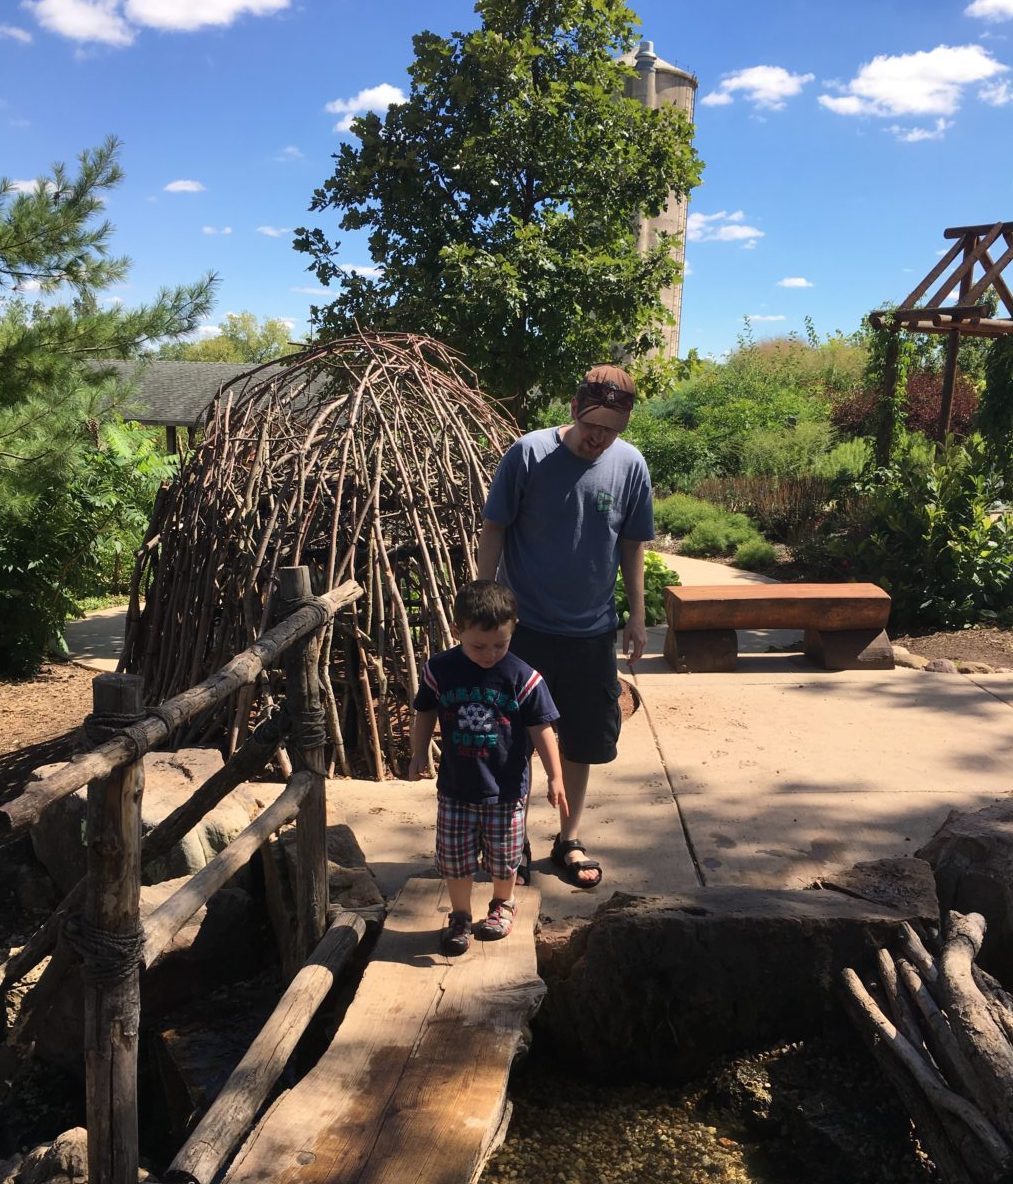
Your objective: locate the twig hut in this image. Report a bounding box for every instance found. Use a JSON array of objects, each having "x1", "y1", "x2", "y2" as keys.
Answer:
[{"x1": 122, "y1": 331, "x2": 517, "y2": 778}]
